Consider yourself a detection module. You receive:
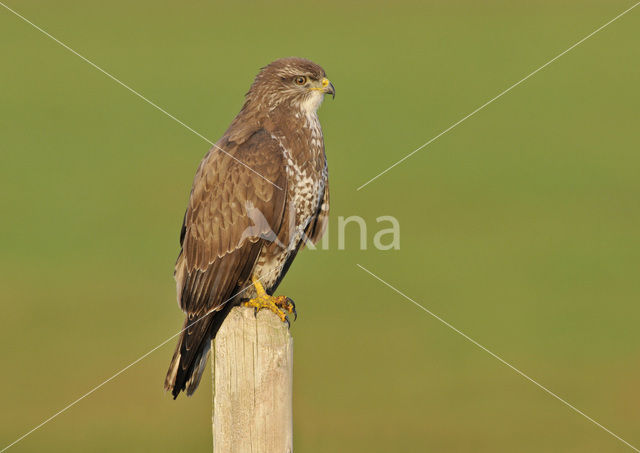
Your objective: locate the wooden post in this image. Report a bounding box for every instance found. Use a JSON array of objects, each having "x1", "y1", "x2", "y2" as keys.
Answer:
[{"x1": 211, "y1": 306, "x2": 293, "y2": 453}]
